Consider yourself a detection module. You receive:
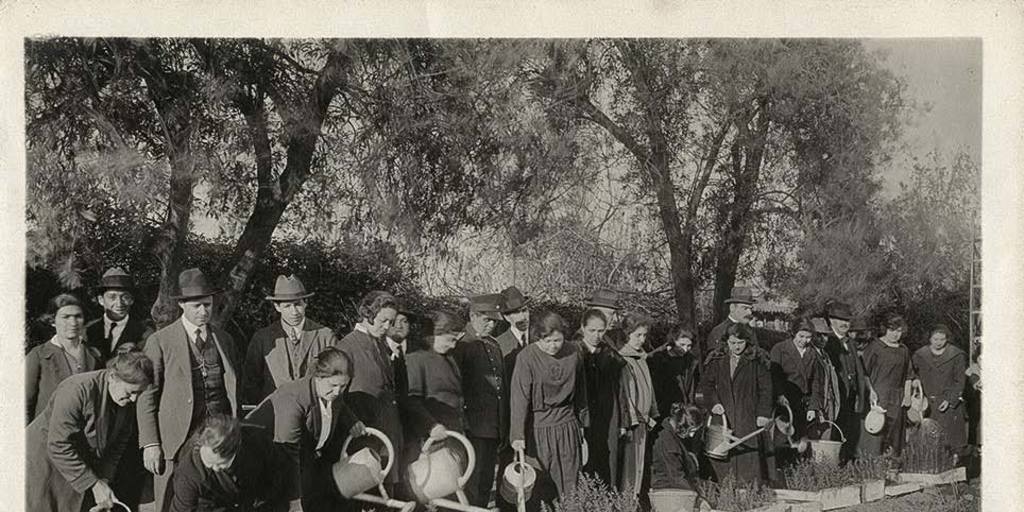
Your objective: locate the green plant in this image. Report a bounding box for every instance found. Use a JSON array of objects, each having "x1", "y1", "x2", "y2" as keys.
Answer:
[
  {"x1": 697, "y1": 475, "x2": 775, "y2": 512},
  {"x1": 541, "y1": 473, "x2": 638, "y2": 512},
  {"x1": 782, "y1": 455, "x2": 888, "y2": 491},
  {"x1": 901, "y1": 432, "x2": 956, "y2": 474},
  {"x1": 846, "y1": 454, "x2": 889, "y2": 482}
]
